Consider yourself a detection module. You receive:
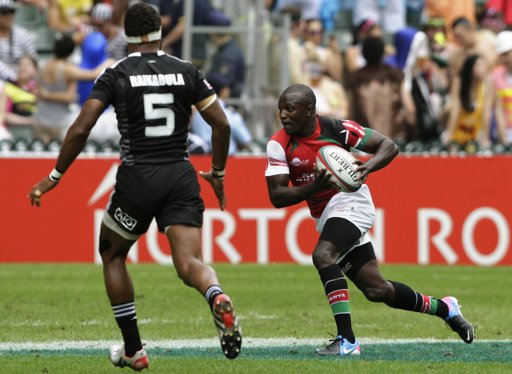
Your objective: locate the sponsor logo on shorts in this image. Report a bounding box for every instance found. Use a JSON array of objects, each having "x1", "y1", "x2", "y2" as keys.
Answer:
[
  {"x1": 340, "y1": 262, "x2": 352, "y2": 274},
  {"x1": 114, "y1": 207, "x2": 137, "y2": 231},
  {"x1": 330, "y1": 205, "x2": 351, "y2": 212}
]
